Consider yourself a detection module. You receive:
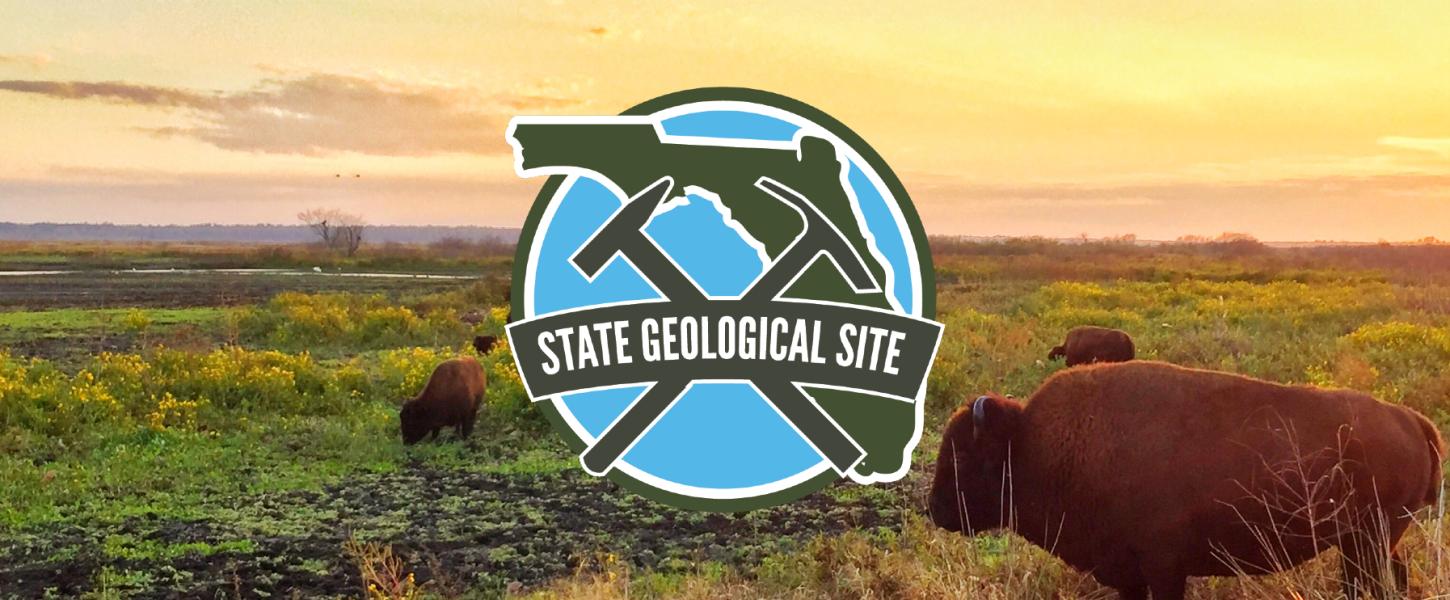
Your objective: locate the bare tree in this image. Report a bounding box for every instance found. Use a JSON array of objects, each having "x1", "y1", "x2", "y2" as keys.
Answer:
[
  {"x1": 337, "y1": 218, "x2": 365, "y2": 257},
  {"x1": 298, "y1": 208, "x2": 337, "y2": 247},
  {"x1": 297, "y1": 208, "x2": 366, "y2": 256}
]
